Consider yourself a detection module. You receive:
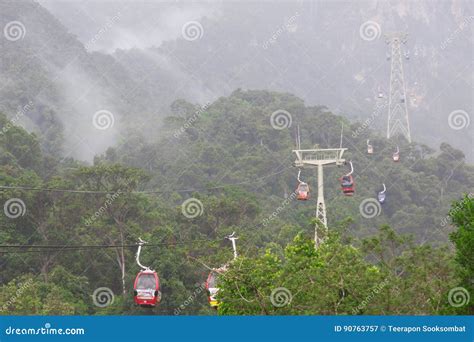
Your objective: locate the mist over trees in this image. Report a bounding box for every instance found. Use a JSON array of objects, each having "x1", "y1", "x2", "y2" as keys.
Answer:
[{"x1": 0, "y1": 1, "x2": 472, "y2": 316}]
